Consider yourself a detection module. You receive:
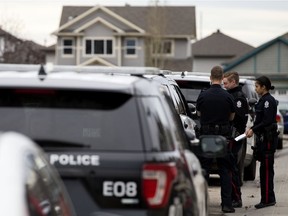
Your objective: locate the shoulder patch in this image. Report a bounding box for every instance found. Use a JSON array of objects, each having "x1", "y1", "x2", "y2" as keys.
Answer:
[
  {"x1": 264, "y1": 101, "x2": 269, "y2": 108},
  {"x1": 236, "y1": 100, "x2": 242, "y2": 108}
]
